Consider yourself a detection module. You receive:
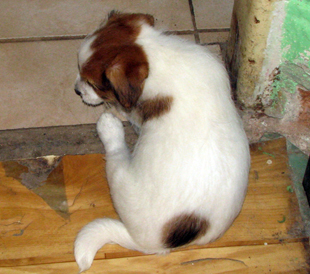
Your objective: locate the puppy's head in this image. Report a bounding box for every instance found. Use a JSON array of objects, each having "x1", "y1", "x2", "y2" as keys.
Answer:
[{"x1": 74, "y1": 11, "x2": 154, "y2": 109}]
